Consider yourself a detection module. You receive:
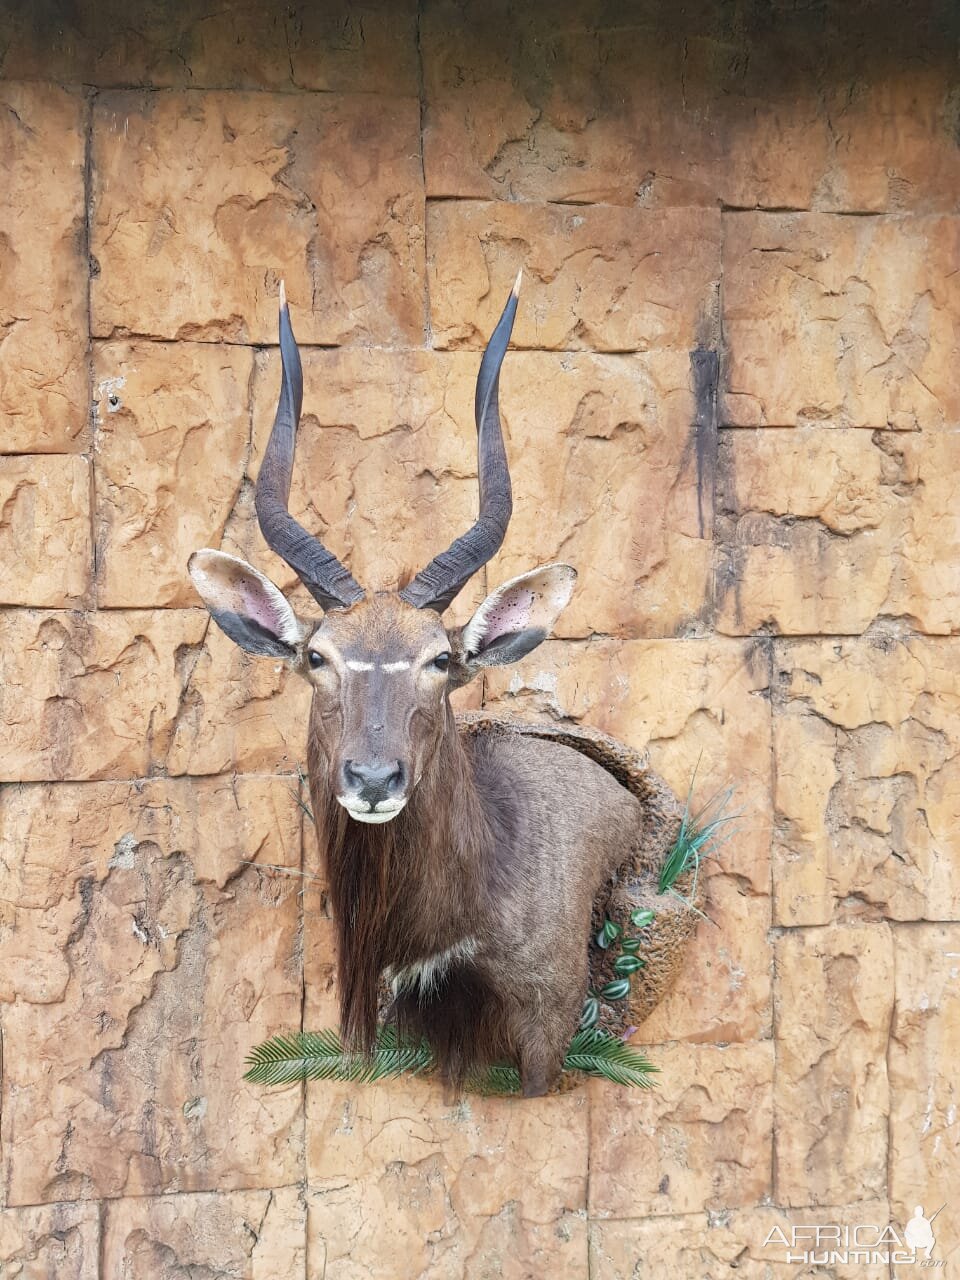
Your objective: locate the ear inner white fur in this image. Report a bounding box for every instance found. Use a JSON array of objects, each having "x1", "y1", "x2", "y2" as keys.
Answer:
[
  {"x1": 188, "y1": 549, "x2": 303, "y2": 653},
  {"x1": 462, "y1": 563, "x2": 577, "y2": 658}
]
